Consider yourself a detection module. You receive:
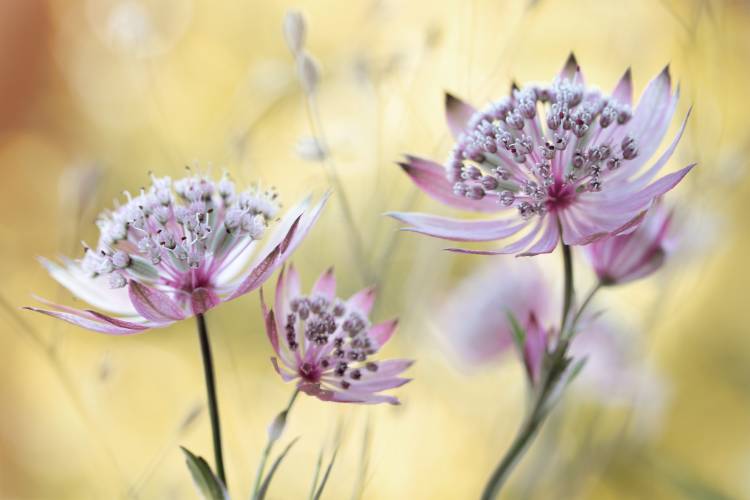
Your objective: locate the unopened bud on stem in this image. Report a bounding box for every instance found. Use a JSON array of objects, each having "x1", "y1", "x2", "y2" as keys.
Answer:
[
  {"x1": 283, "y1": 11, "x2": 306, "y2": 55},
  {"x1": 297, "y1": 51, "x2": 320, "y2": 95},
  {"x1": 268, "y1": 409, "x2": 289, "y2": 443}
]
